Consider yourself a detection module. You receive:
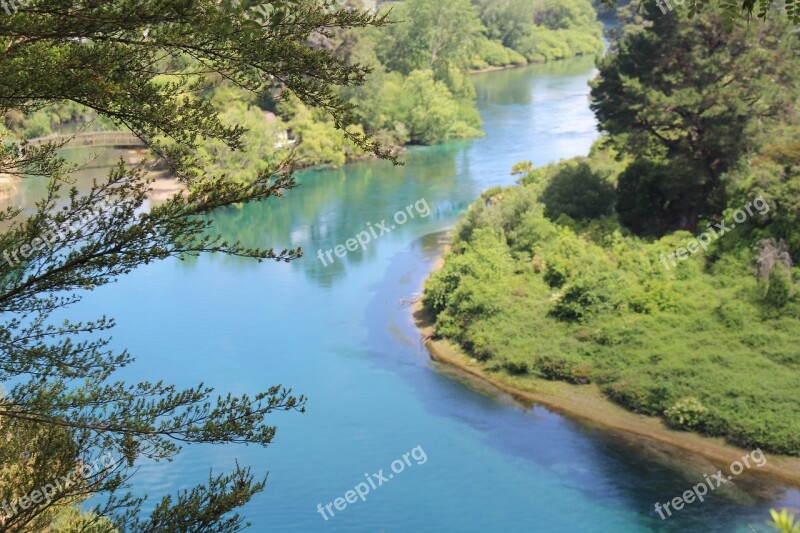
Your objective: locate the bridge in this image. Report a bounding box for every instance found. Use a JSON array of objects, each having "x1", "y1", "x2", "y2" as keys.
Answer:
[{"x1": 24, "y1": 131, "x2": 147, "y2": 150}]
